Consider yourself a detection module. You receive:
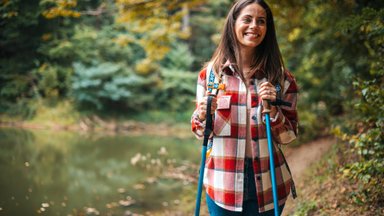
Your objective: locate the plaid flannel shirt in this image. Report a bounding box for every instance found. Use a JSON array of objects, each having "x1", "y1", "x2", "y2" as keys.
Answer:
[{"x1": 191, "y1": 63, "x2": 298, "y2": 213}]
